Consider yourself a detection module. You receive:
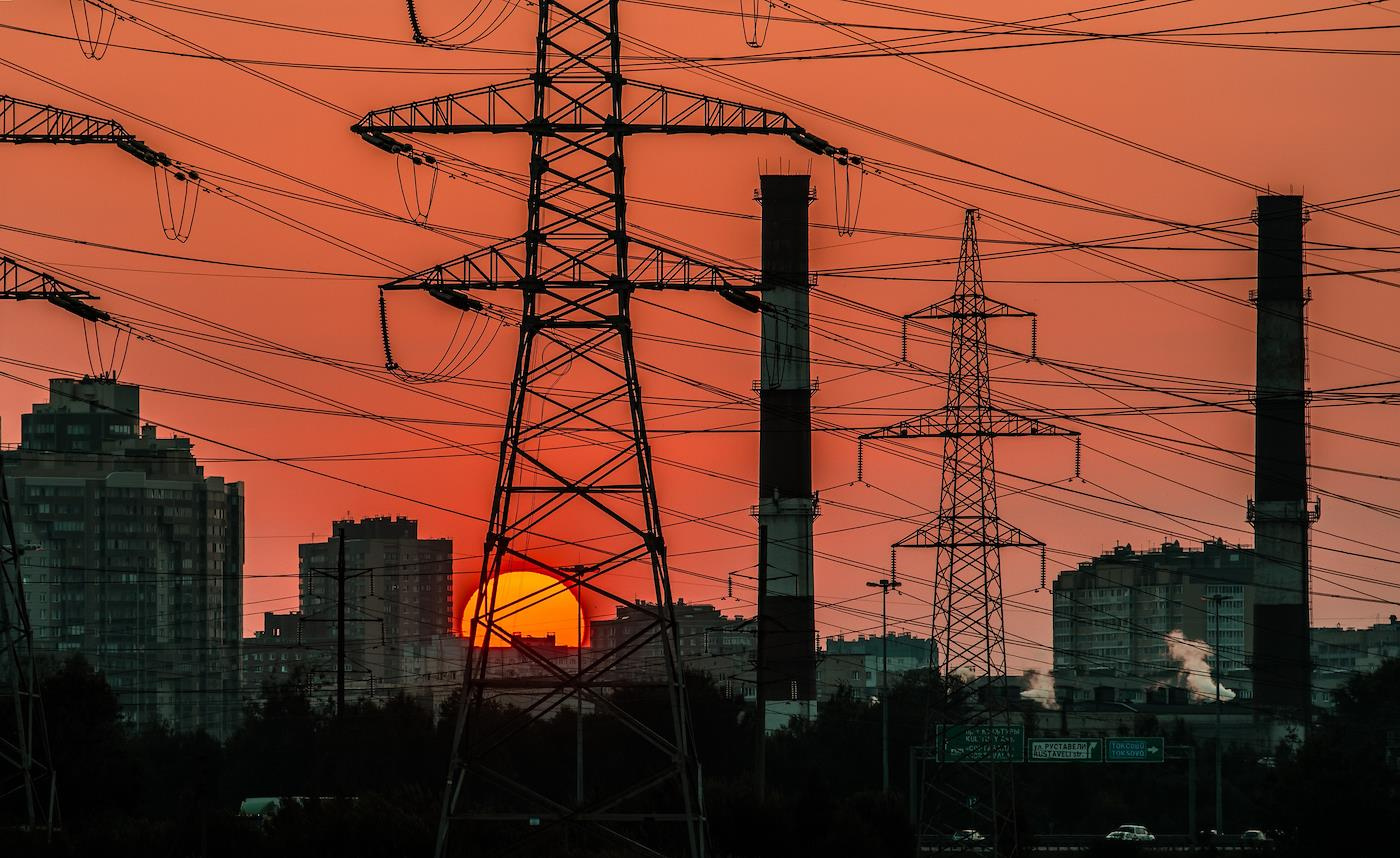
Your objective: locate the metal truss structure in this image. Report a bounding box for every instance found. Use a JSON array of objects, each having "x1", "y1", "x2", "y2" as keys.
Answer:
[
  {"x1": 0, "y1": 258, "x2": 108, "y2": 835},
  {"x1": 0, "y1": 95, "x2": 166, "y2": 164},
  {"x1": 2, "y1": 95, "x2": 200, "y2": 241},
  {"x1": 863, "y1": 210, "x2": 1077, "y2": 855},
  {"x1": 354, "y1": 2, "x2": 845, "y2": 856}
]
